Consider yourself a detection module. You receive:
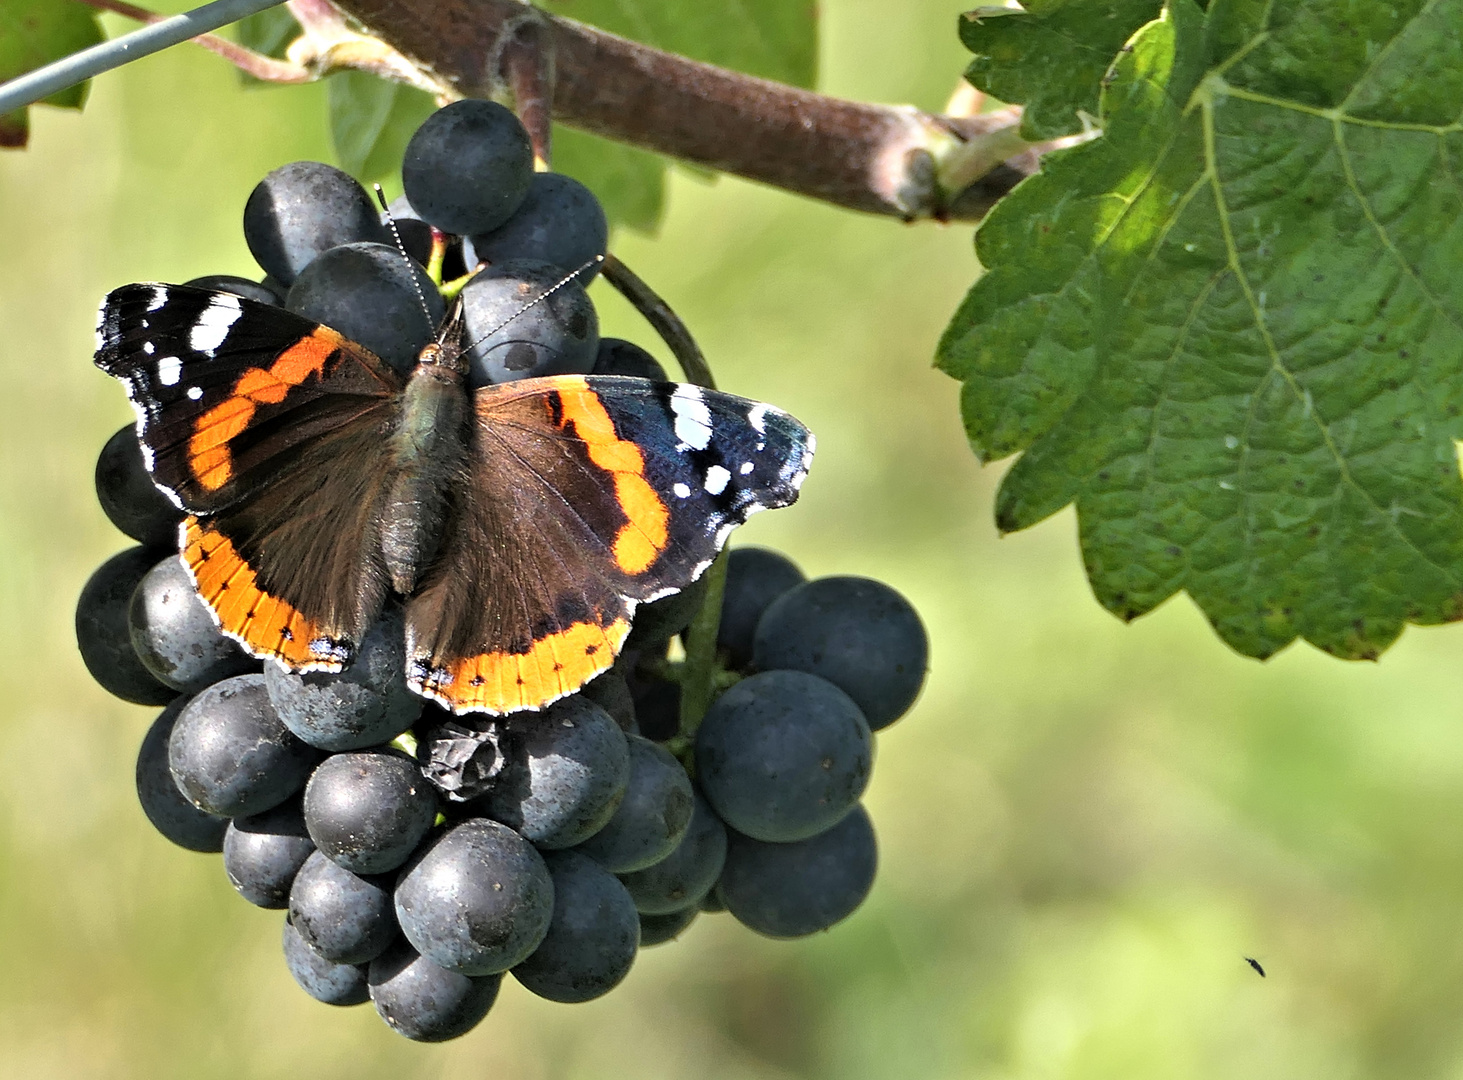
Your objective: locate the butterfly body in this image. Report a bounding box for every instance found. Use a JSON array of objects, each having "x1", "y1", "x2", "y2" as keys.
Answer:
[
  {"x1": 95, "y1": 283, "x2": 814, "y2": 715},
  {"x1": 381, "y1": 341, "x2": 472, "y2": 595}
]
